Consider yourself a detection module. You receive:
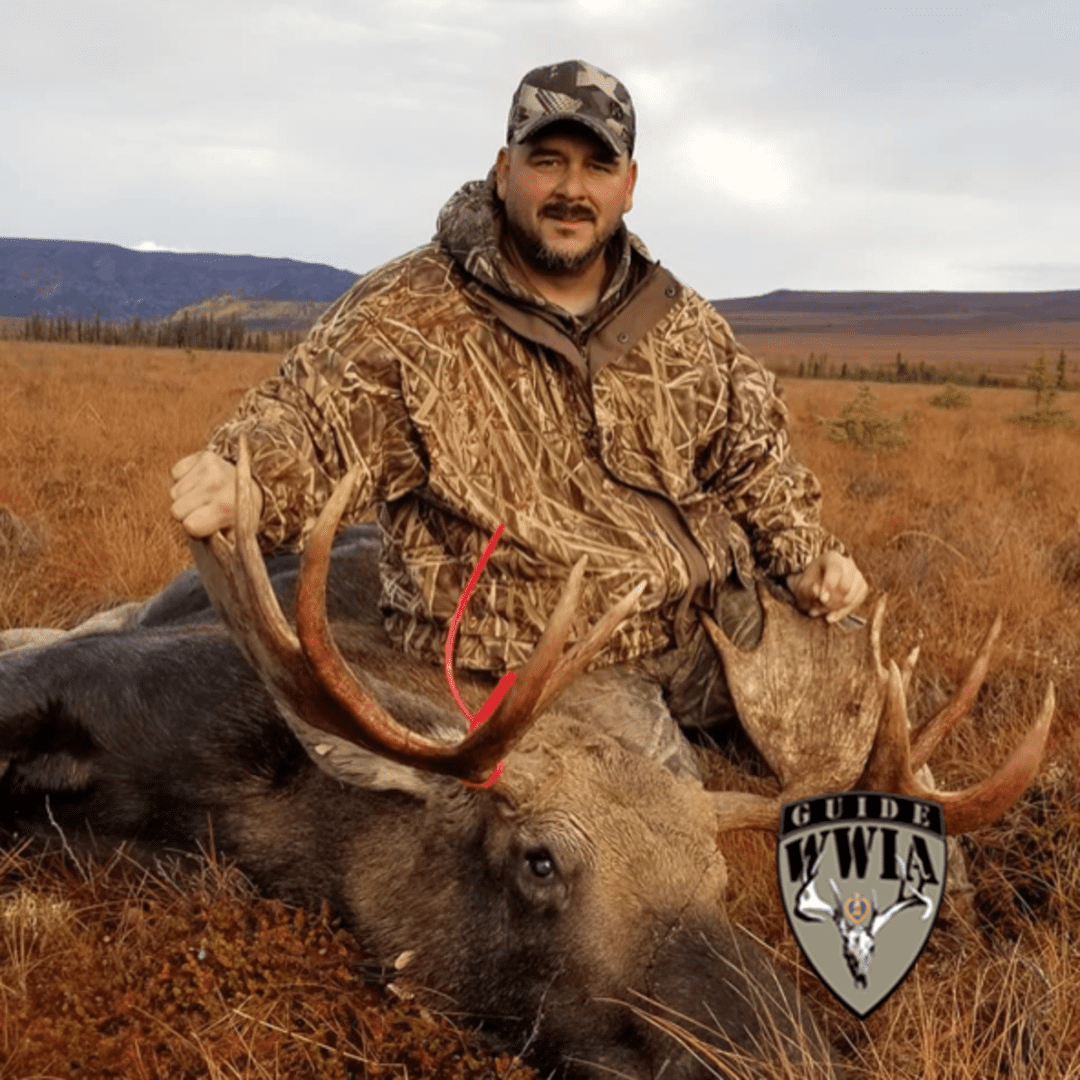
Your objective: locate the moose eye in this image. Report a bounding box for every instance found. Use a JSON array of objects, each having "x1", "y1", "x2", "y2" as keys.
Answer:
[{"x1": 526, "y1": 850, "x2": 556, "y2": 879}]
